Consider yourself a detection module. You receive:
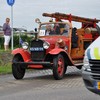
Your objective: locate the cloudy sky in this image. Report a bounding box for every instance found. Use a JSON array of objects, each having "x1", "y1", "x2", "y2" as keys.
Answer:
[{"x1": 0, "y1": 0, "x2": 100, "y2": 30}]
